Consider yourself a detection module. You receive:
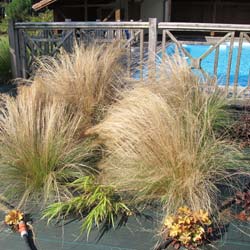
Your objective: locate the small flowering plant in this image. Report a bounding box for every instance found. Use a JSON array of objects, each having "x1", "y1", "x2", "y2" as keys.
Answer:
[
  {"x1": 162, "y1": 206, "x2": 213, "y2": 249},
  {"x1": 4, "y1": 209, "x2": 24, "y2": 232},
  {"x1": 5, "y1": 210, "x2": 24, "y2": 226}
]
